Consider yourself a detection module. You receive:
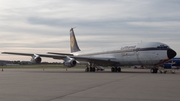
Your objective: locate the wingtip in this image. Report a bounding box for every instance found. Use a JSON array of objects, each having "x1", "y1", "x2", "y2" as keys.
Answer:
[{"x1": 1, "y1": 52, "x2": 5, "y2": 54}]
